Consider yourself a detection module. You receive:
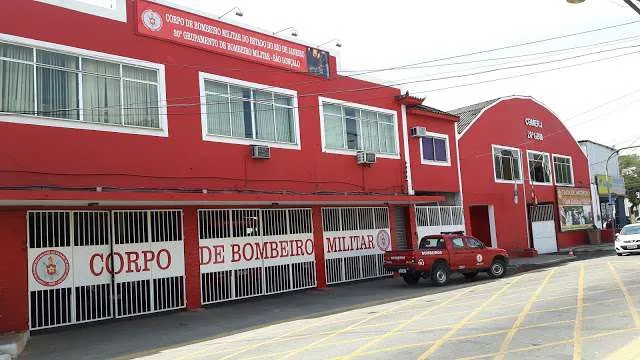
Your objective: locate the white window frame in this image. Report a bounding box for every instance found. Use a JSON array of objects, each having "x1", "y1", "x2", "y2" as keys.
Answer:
[
  {"x1": 492, "y1": 144, "x2": 523, "y2": 184},
  {"x1": 198, "y1": 72, "x2": 301, "y2": 150},
  {"x1": 526, "y1": 150, "x2": 552, "y2": 186},
  {"x1": 36, "y1": 0, "x2": 127, "y2": 22},
  {"x1": 318, "y1": 96, "x2": 400, "y2": 159},
  {"x1": 0, "y1": 33, "x2": 168, "y2": 137},
  {"x1": 420, "y1": 131, "x2": 451, "y2": 166},
  {"x1": 552, "y1": 154, "x2": 575, "y2": 187}
]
